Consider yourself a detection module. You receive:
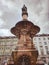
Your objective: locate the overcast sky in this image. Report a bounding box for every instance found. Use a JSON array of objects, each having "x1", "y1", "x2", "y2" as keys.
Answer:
[{"x1": 0, "y1": 0, "x2": 49, "y2": 36}]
